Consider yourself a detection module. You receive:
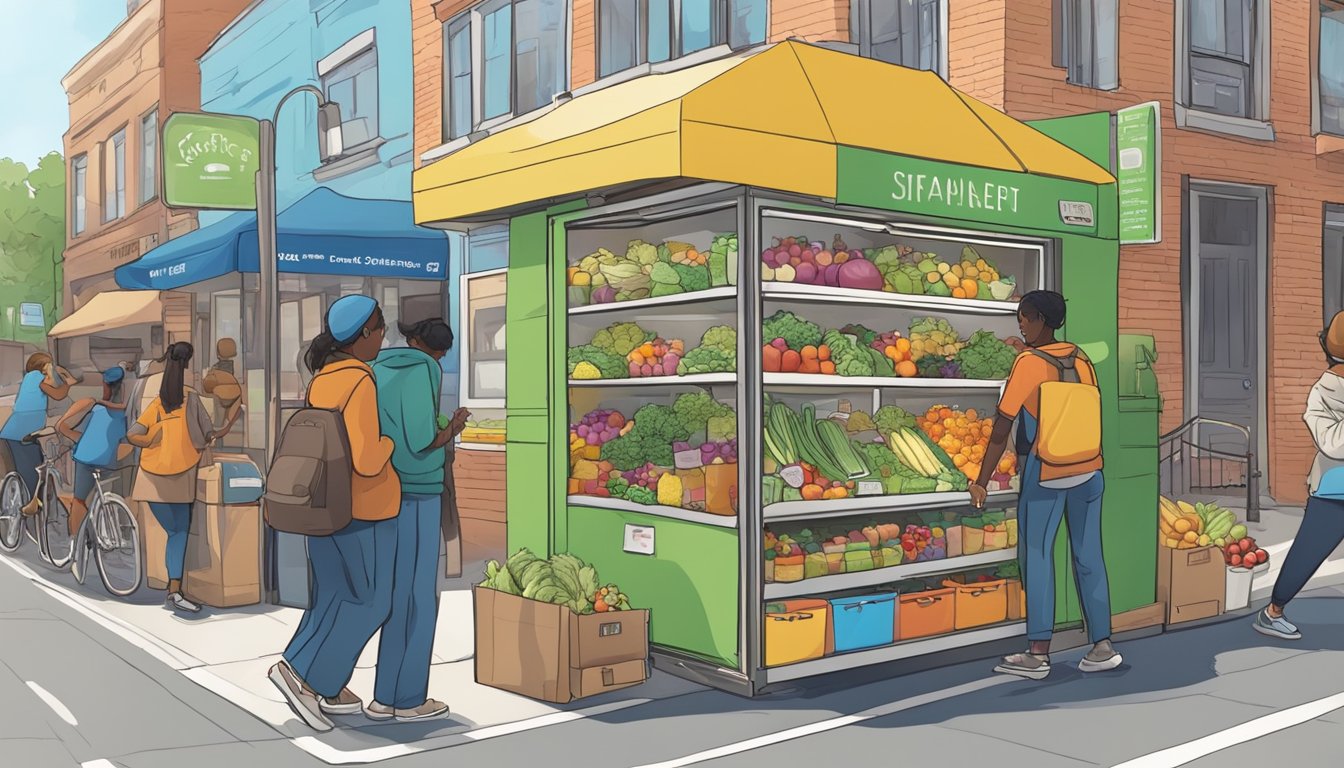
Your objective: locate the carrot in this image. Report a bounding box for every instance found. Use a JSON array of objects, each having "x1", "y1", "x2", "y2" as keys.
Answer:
[
  {"x1": 801, "y1": 484, "x2": 825, "y2": 501},
  {"x1": 801, "y1": 345, "x2": 819, "y2": 361},
  {"x1": 820, "y1": 361, "x2": 836, "y2": 375},
  {"x1": 762, "y1": 345, "x2": 783, "y2": 372},
  {"x1": 782, "y1": 350, "x2": 802, "y2": 372},
  {"x1": 818, "y1": 344, "x2": 830, "y2": 360}
]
